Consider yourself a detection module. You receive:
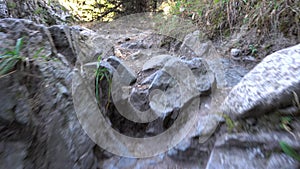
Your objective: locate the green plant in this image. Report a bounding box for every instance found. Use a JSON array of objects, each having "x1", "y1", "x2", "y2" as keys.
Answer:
[
  {"x1": 279, "y1": 141, "x2": 300, "y2": 162},
  {"x1": 0, "y1": 38, "x2": 25, "y2": 76},
  {"x1": 7, "y1": 2, "x2": 17, "y2": 9},
  {"x1": 221, "y1": 113, "x2": 235, "y2": 132},
  {"x1": 280, "y1": 116, "x2": 292, "y2": 129},
  {"x1": 279, "y1": 116, "x2": 295, "y2": 138},
  {"x1": 95, "y1": 56, "x2": 111, "y2": 110},
  {"x1": 249, "y1": 44, "x2": 258, "y2": 55},
  {"x1": 34, "y1": 7, "x2": 46, "y2": 15},
  {"x1": 0, "y1": 37, "x2": 48, "y2": 77}
]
